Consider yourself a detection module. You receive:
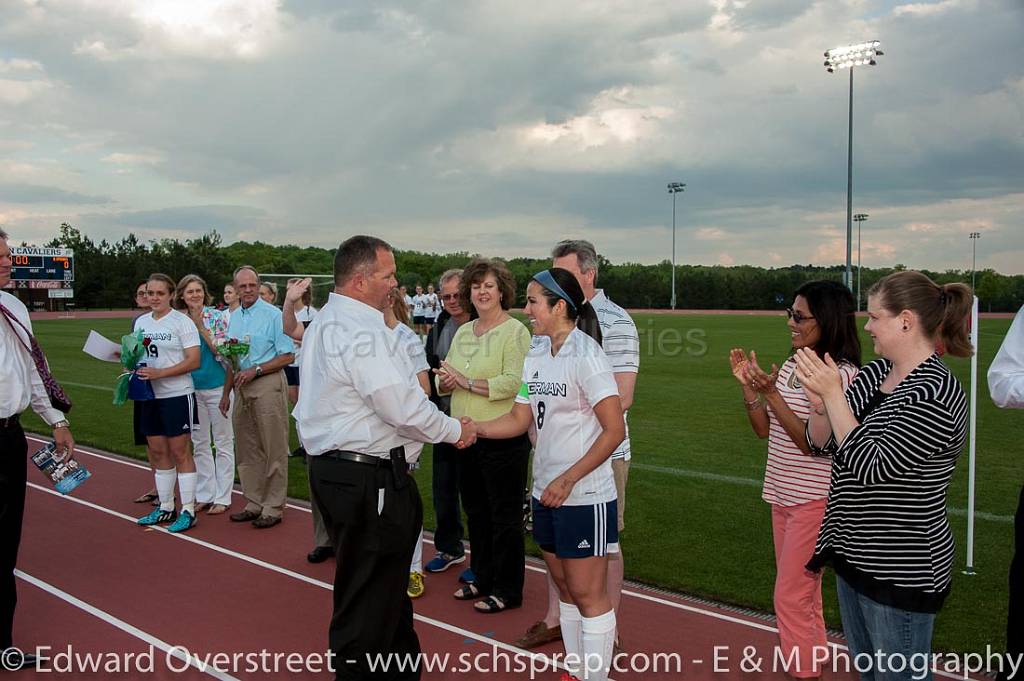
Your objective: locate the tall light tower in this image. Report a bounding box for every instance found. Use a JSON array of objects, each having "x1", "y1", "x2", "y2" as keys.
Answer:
[
  {"x1": 667, "y1": 182, "x2": 686, "y2": 309},
  {"x1": 825, "y1": 40, "x2": 883, "y2": 290},
  {"x1": 853, "y1": 213, "x2": 868, "y2": 310},
  {"x1": 969, "y1": 232, "x2": 981, "y2": 291}
]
